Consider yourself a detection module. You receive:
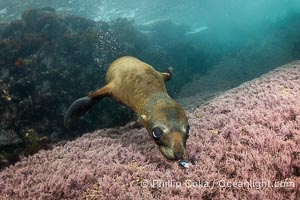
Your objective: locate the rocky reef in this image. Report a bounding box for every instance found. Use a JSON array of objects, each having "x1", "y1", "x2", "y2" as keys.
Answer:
[
  {"x1": 0, "y1": 8, "x2": 136, "y2": 166},
  {"x1": 0, "y1": 61, "x2": 299, "y2": 199}
]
